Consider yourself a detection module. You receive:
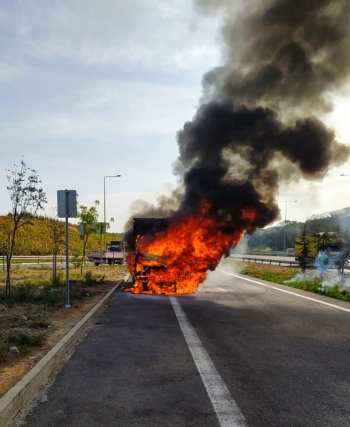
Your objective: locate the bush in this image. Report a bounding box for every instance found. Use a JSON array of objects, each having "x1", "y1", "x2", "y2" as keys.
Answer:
[
  {"x1": 38, "y1": 285, "x2": 65, "y2": 306},
  {"x1": 71, "y1": 254, "x2": 82, "y2": 268},
  {"x1": 70, "y1": 283, "x2": 87, "y2": 301},
  {"x1": 52, "y1": 271, "x2": 65, "y2": 286},
  {"x1": 6, "y1": 331, "x2": 45, "y2": 347},
  {"x1": 0, "y1": 343, "x2": 9, "y2": 364},
  {"x1": 85, "y1": 270, "x2": 94, "y2": 285},
  {"x1": 31, "y1": 319, "x2": 50, "y2": 328},
  {"x1": 12, "y1": 283, "x2": 36, "y2": 302}
]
